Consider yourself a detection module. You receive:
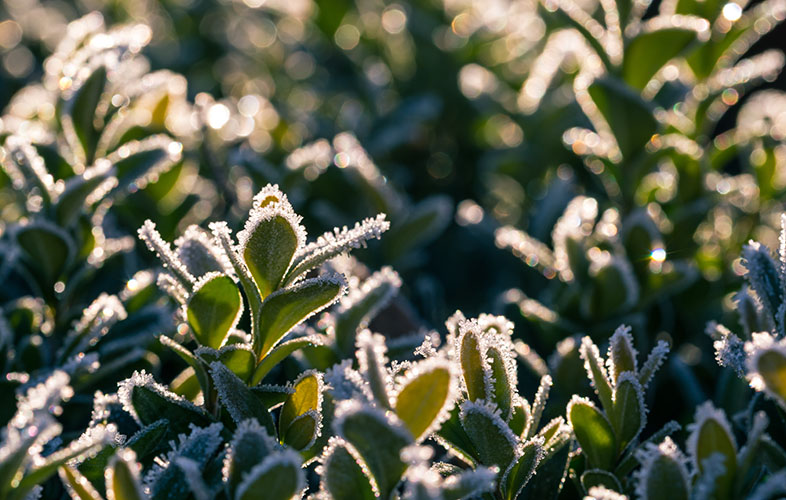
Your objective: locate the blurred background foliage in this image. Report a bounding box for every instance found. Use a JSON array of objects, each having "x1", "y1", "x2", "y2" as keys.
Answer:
[{"x1": 2, "y1": 0, "x2": 786, "y2": 448}]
